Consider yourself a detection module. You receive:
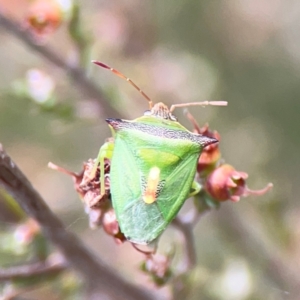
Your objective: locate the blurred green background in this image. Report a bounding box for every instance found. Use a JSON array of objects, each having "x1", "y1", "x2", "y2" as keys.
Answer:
[{"x1": 0, "y1": 0, "x2": 299, "y2": 299}]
